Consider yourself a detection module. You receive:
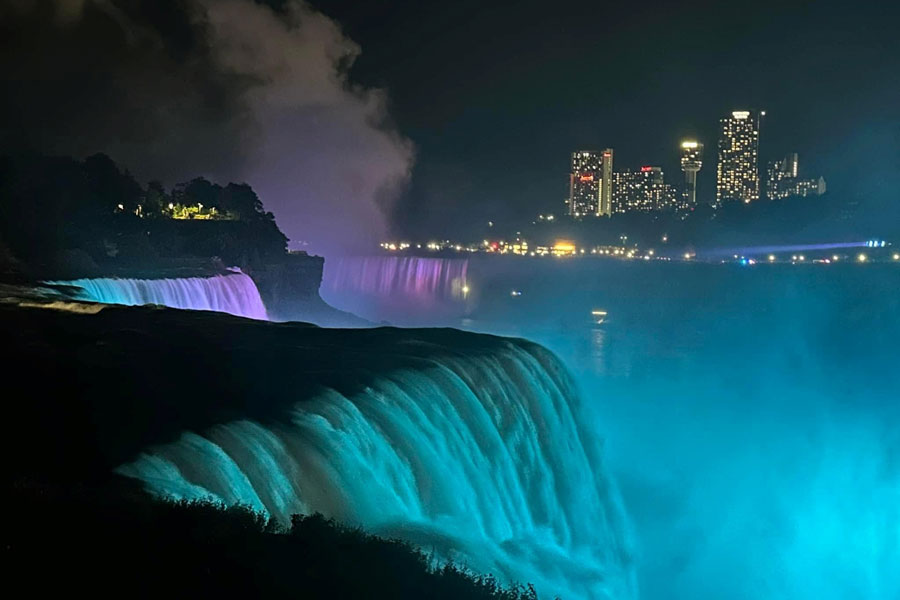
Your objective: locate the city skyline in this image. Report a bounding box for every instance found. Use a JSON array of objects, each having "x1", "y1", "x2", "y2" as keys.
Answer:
[{"x1": 566, "y1": 108, "x2": 826, "y2": 217}]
